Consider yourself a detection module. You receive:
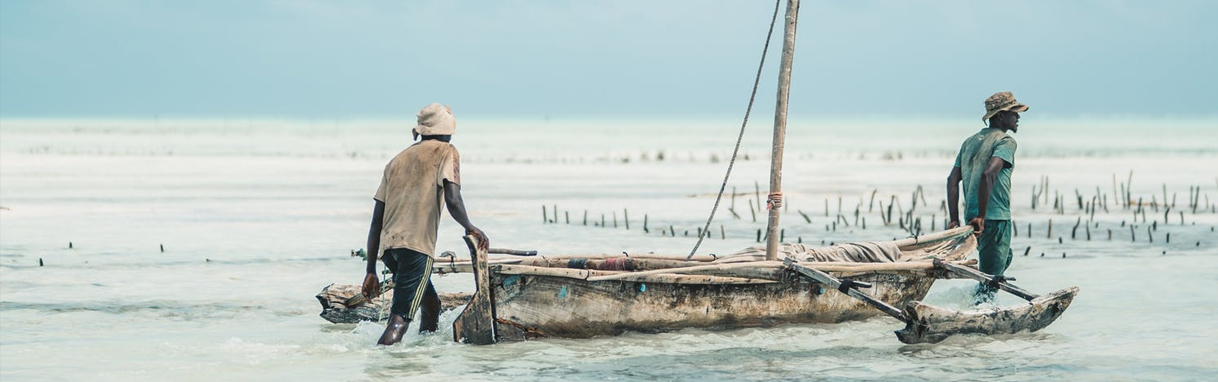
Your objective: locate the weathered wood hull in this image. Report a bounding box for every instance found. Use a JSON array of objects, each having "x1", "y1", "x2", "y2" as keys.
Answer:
[
  {"x1": 316, "y1": 269, "x2": 940, "y2": 339},
  {"x1": 489, "y1": 269, "x2": 937, "y2": 340},
  {"x1": 318, "y1": 228, "x2": 999, "y2": 343}
]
